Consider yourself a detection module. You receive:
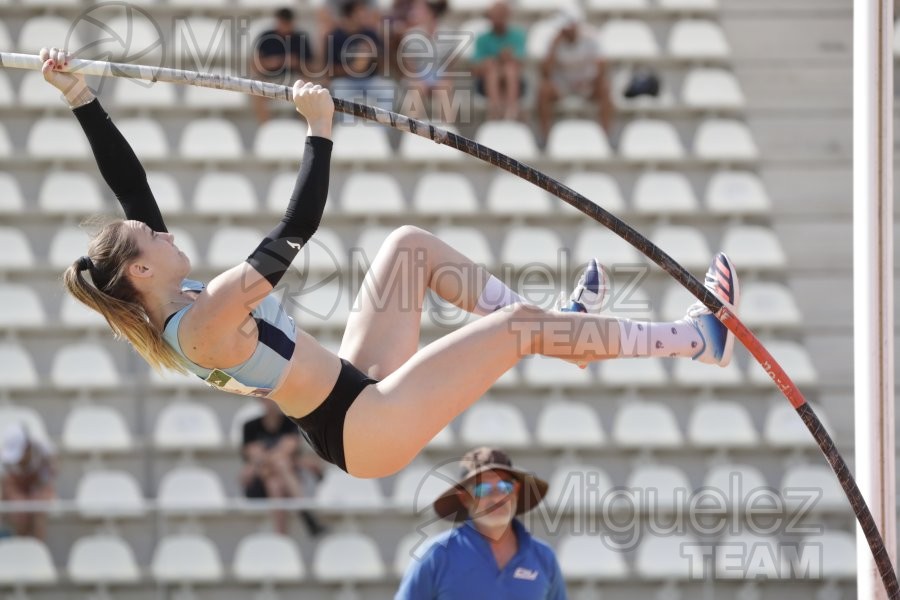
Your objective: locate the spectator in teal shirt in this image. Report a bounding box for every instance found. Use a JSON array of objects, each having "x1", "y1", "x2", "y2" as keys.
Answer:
[{"x1": 472, "y1": 0, "x2": 527, "y2": 121}]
